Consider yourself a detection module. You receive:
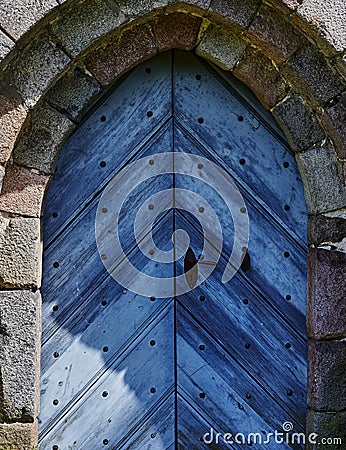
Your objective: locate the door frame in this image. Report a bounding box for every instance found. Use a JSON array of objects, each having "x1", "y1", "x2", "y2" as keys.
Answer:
[{"x1": 0, "y1": 2, "x2": 345, "y2": 448}]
